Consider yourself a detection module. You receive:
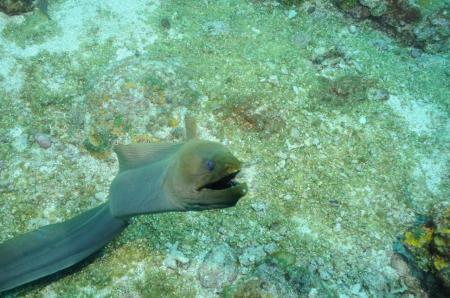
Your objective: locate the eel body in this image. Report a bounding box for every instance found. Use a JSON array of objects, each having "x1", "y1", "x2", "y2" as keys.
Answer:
[
  {"x1": 0, "y1": 202, "x2": 128, "y2": 292},
  {"x1": 0, "y1": 119, "x2": 247, "y2": 292}
]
